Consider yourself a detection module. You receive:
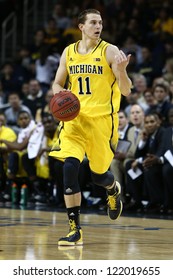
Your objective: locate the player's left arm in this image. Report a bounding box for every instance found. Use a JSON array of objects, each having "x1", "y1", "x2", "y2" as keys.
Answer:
[{"x1": 106, "y1": 45, "x2": 132, "y2": 96}]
